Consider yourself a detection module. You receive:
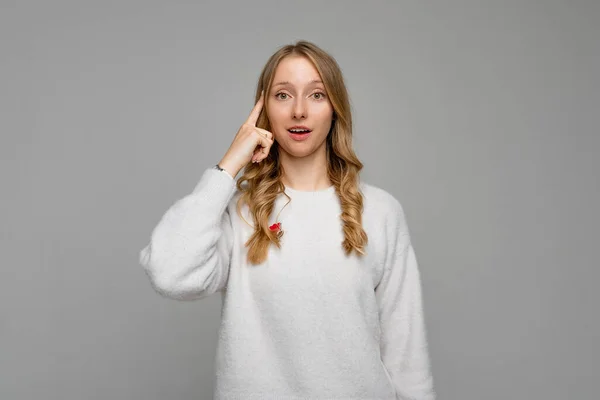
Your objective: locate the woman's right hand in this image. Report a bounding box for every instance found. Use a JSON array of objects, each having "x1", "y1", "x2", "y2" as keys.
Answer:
[{"x1": 218, "y1": 91, "x2": 275, "y2": 177}]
